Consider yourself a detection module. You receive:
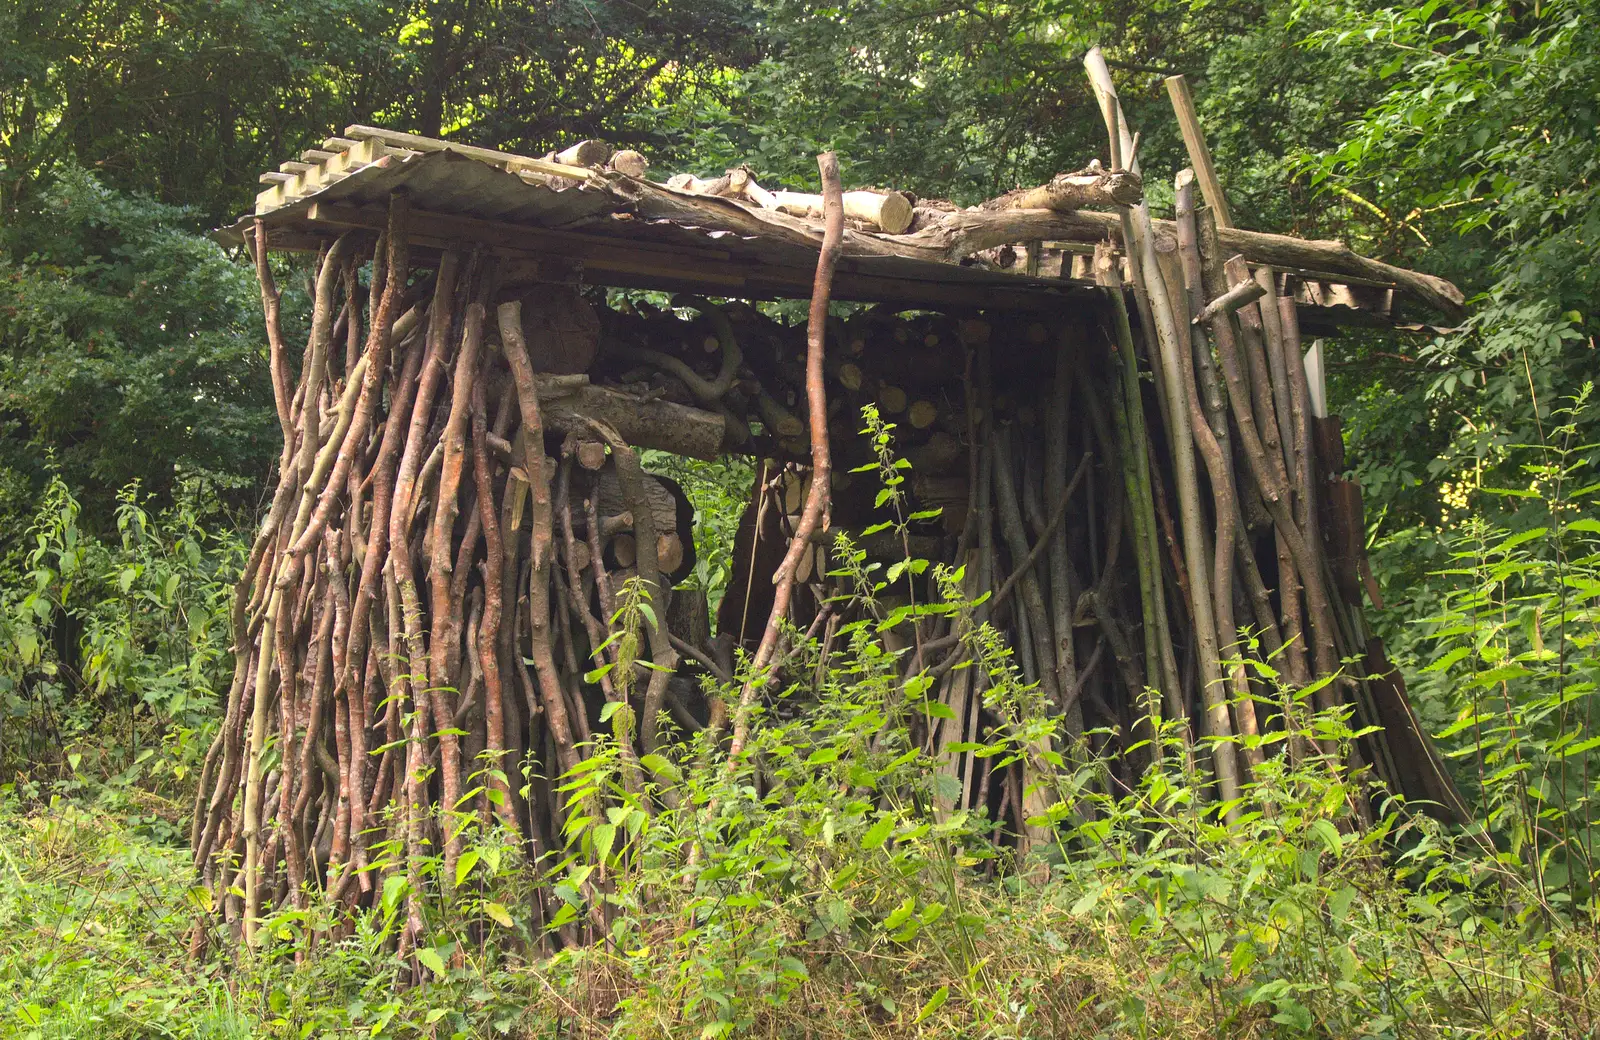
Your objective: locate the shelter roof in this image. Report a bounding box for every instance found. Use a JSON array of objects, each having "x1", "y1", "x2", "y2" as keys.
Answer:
[{"x1": 219, "y1": 125, "x2": 1462, "y2": 331}]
